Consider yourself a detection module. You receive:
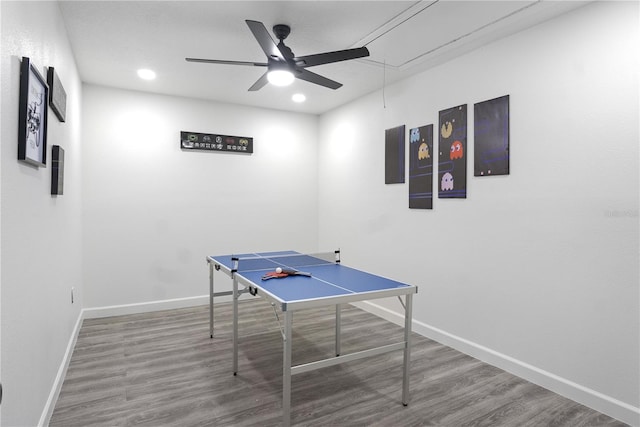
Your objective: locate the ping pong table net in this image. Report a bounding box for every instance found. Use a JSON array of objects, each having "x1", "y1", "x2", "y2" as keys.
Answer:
[{"x1": 231, "y1": 251, "x2": 340, "y2": 273}]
